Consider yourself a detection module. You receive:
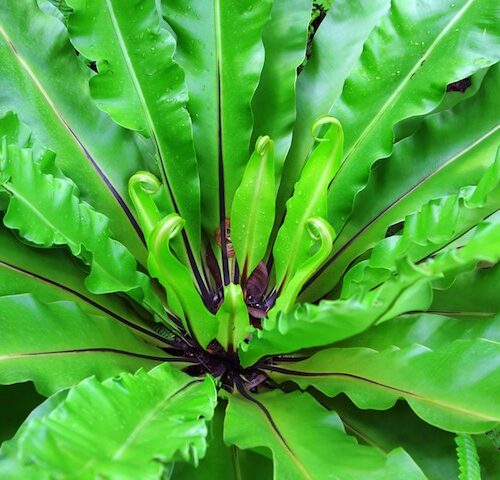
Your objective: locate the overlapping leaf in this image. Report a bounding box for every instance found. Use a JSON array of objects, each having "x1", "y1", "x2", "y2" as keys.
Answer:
[
  {"x1": 172, "y1": 405, "x2": 273, "y2": 479},
  {"x1": 0, "y1": 226, "x2": 168, "y2": 346},
  {"x1": 147, "y1": 214, "x2": 217, "y2": 347},
  {"x1": 38, "y1": 0, "x2": 72, "y2": 23},
  {"x1": 277, "y1": 0, "x2": 391, "y2": 215},
  {"x1": 0, "y1": 111, "x2": 73, "y2": 183},
  {"x1": 394, "y1": 66, "x2": 490, "y2": 142},
  {"x1": 250, "y1": 0, "x2": 312, "y2": 177},
  {"x1": 241, "y1": 217, "x2": 500, "y2": 366},
  {"x1": 240, "y1": 260, "x2": 431, "y2": 367},
  {"x1": 0, "y1": 389, "x2": 67, "y2": 479},
  {"x1": 223, "y1": 389, "x2": 426, "y2": 479},
  {"x1": 336, "y1": 312, "x2": 500, "y2": 351},
  {"x1": 326, "y1": 397, "x2": 461, "y2": 480},
  {"x1": 273, "y1": 119, "x2": 342, "y2": 289},
  {"x1": 327, "y1": 0, "x2": 500, "y2": 232},
  {"x1": 0, "y1": 0, "x2": 148, "y2": 262},
  {"x1": 0, "y1": 294, "x2": 170, "y2": 395},
  {"x1": 65, "y1": 0, "x2": 201, "y2": 255},
  {"x1": 162, "y1": 0, "x2": 273, "y2": 232},
  {"x1": 17, "y1": 364, "x2": 217, "y2": 479},
  {"x1": 305, "y1": 40, "x2": 500, "y2": 301},
  {"x1": 0, "y1": 142, "x2": 164, "y2": 319},
  {"x1": 431, "y1": 263, "x2": 500, "y2": 316},
  {"x1": 0, "y1": 2, "x2": 498, "y2": 478},
  {"x1": 340, "y1": 154, "x2": 500, "y2": 297},
  {"x1": 269, "y1": 338, "x2": 500, "y2": 433}
]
